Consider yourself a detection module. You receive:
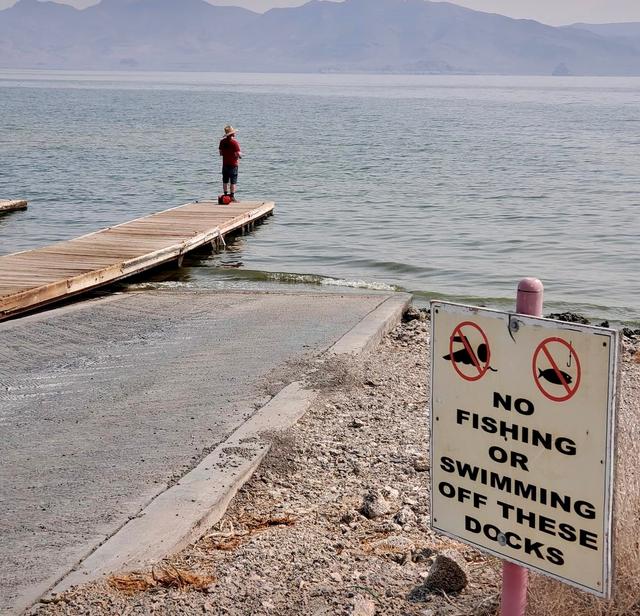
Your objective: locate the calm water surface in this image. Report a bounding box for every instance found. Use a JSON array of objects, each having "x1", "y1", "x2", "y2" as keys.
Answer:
[{"x1": 1, "y1": 71, "x2": 638, "y2": 323}]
